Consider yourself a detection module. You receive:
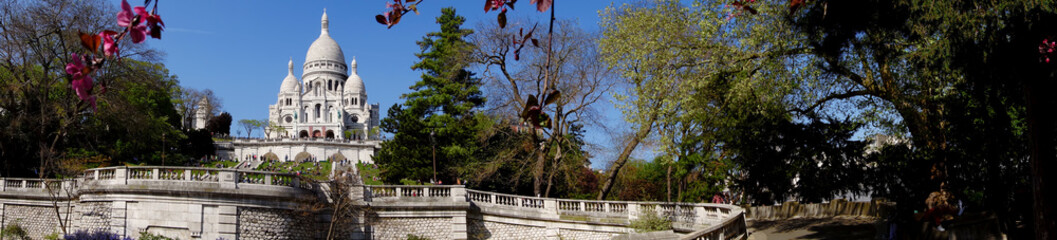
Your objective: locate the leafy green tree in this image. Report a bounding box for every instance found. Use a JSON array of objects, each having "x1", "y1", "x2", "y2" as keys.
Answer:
[
  {"x1": 237, "y1": 119, "x2": 265, "y2": 138},
  {"x1": 206, "y1": 112, "x2": 232, "y2": 136},
  {"x1": 375, "y1": 8, "x2": 486, "y2": 184},
  {"x1": 599, "y1": 0, "x2": 1054, "y2": 236}
]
